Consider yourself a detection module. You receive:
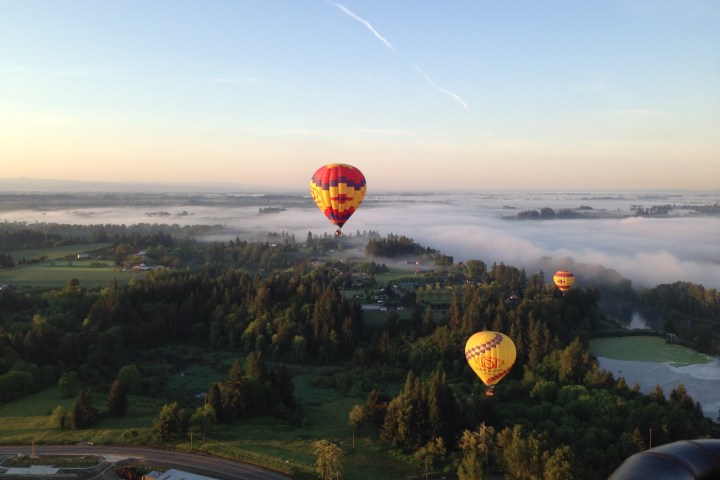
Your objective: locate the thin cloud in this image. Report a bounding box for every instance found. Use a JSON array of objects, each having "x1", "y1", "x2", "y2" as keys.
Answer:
[
  {"x1": 330, "y1": 2, "x2": 395, "y2": 52},
  {"x1": 325, "y1": 3, "x2": 470, "y2": 112},
  {"x1": 414, "y1": 65, "x2": 470, "y2": 111}
]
